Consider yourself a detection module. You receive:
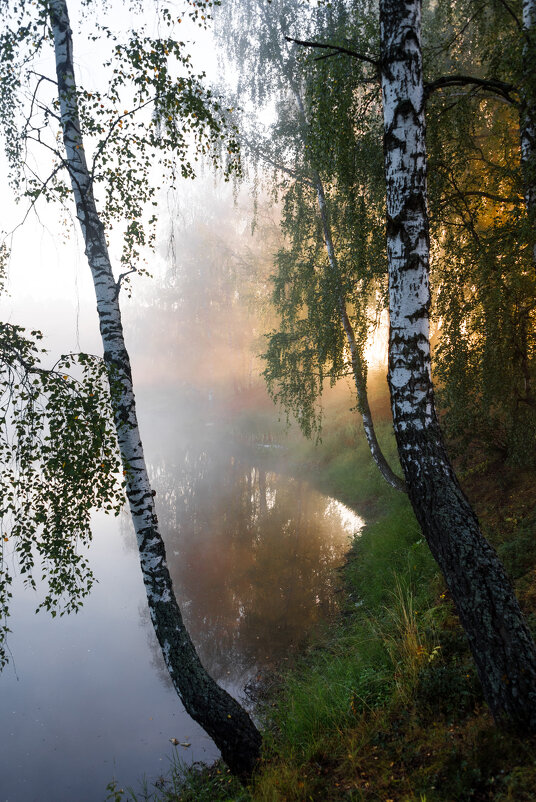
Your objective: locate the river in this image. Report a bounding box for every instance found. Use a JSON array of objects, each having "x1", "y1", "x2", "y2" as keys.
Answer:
[{"x1": 0, "y1": 430, "x2": 362, "y2": 801}]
